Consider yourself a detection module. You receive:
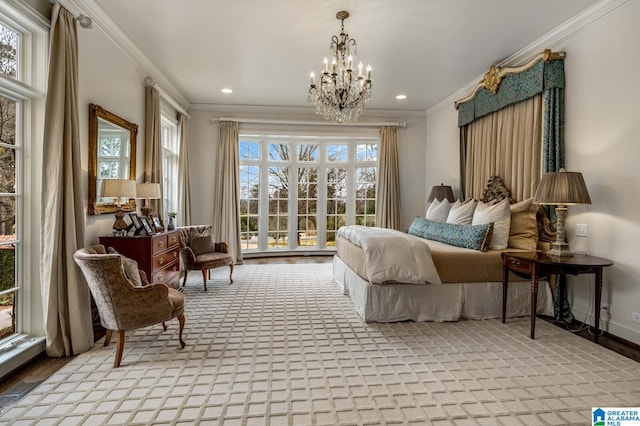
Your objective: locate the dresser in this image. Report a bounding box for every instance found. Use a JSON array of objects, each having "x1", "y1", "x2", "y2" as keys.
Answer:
[{"x1": 100, "y1": 230, "x2": 181, "y2": 289}]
